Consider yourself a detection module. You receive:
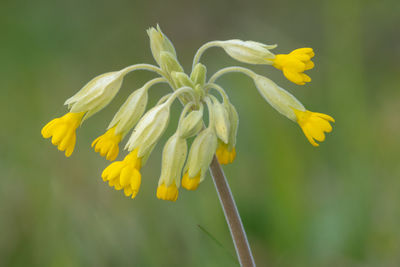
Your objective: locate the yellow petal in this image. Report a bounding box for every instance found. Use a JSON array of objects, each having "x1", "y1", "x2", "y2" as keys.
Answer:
[{"x1": 181, "y1": 172, "x2": 201, "y2": 191}]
